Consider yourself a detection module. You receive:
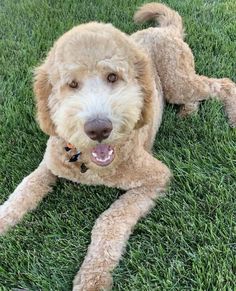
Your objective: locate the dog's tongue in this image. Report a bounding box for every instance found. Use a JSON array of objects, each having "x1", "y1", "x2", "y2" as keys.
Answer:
[{"x1": 91, "y1": 144, "x2": 115, "y2": 166}]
